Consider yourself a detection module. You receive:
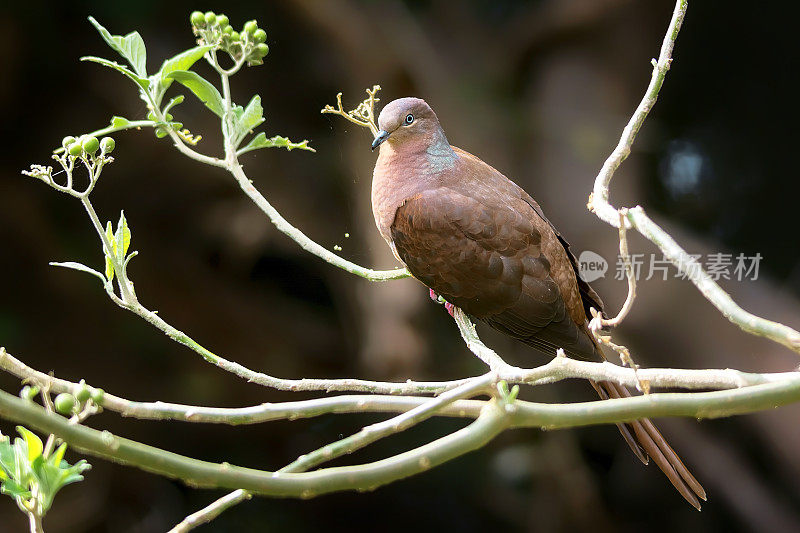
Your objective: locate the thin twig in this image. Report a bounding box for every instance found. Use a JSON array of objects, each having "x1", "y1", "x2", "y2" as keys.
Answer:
[
  {"x1": 168, "y1": 489, "x2": 251, "y2": 533},
  {"x1": 279, "y1": 374, "x2": 495, "y2": 473}
]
